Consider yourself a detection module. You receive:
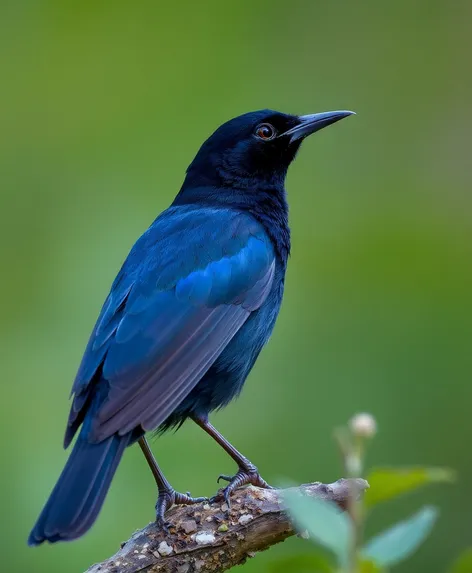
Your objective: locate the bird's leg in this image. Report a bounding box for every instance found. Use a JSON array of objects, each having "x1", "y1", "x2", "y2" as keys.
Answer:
[
  {"x1": 192, "y1": 416, "x2": 273, "y2": 506},
  {"x1": 138, "y1": 437, "x2": 207, "y2": 528}
]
